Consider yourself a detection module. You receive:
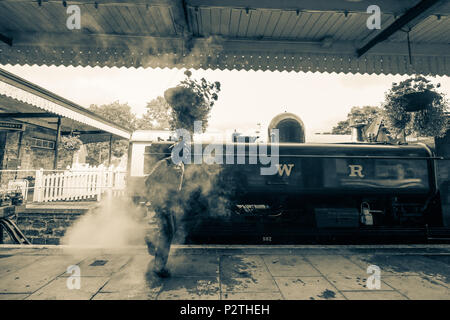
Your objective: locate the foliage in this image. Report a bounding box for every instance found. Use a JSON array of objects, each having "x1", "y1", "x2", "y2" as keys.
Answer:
[
  {"x1": 382, "y1": 76, "x2": 448, "y2": 138},
  {"x1": 135, "y1": 96, "x2": 172, "y2": 130},
  {"x1": 164, "y1": 70, "x2": 221, "y2": 134},
  {"x1": 89, "y1": 101, "x2": 137, "y2": 130},
  {"x1": 59, "y1": 135, "x2": 82, "y2": 152},
  {"x1": 56, "y1": 135, "x2": 83, "y2": 168},
  {"x1": 331, "y1": 120, "x2": 351, "y2": 135},
  {"x1": 86, "y1": 140, "x2": 126, "y2": 166},
  {"x1": 86, "y1": 102, "x2": 136, "y2": 166},
  {"x1": 331, "y1": 106, "x2": 382, "y2": 135}
]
